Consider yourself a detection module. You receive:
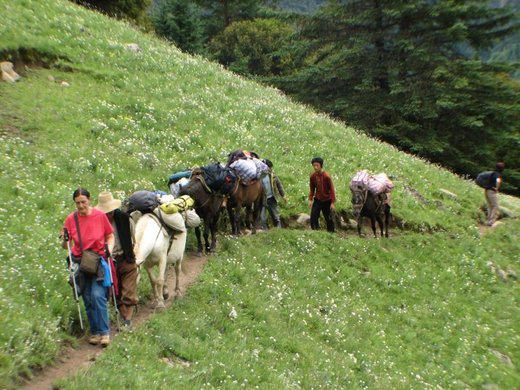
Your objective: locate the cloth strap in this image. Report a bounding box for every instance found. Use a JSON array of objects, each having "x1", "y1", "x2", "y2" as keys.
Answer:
[{"x1": 73, "y1": 211, "x2": 84, "y2": 254}]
